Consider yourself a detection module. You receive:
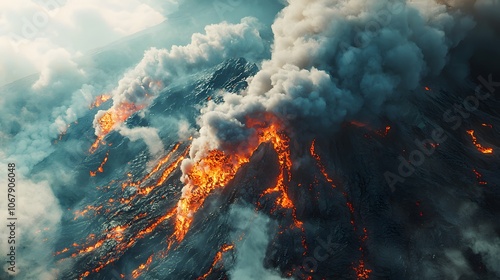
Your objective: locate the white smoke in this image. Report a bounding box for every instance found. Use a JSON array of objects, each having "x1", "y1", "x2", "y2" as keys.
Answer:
[
  {"x1": 185, "y1": 0, "x2": 477, "y2": 161},
  {"x1": 93, "y1": 17, "x2": 267, "y2": 136},
  {"x1": 227, "y1": 205, "x2": 286, "y2": 280}
]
